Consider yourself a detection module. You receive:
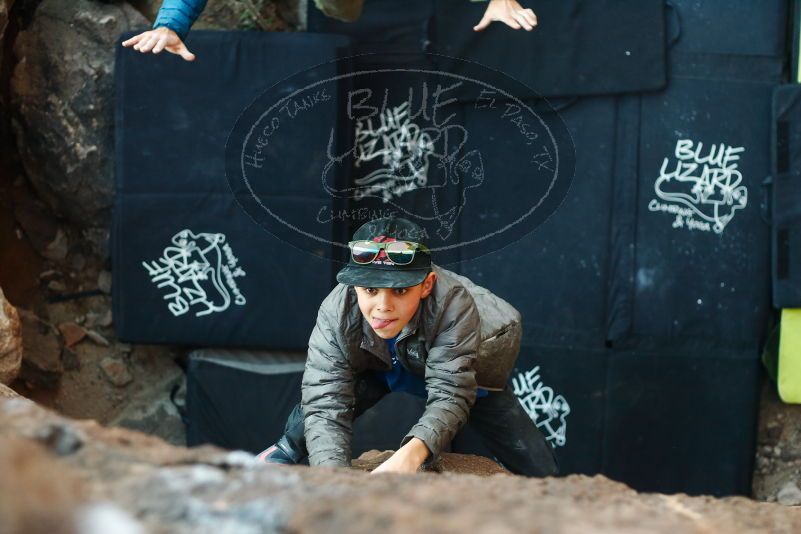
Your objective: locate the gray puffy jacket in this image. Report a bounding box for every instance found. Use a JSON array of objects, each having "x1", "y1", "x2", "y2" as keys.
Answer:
[{"x1": 301, "y1": 264, "x2": 522, "y2": 467}]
